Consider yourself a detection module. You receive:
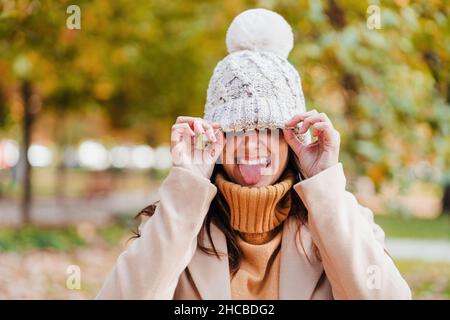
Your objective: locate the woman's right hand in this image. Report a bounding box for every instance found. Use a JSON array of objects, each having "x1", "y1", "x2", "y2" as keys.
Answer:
[{"x1": 170, "y1": 116, "x2": 224, "y2": 179}]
